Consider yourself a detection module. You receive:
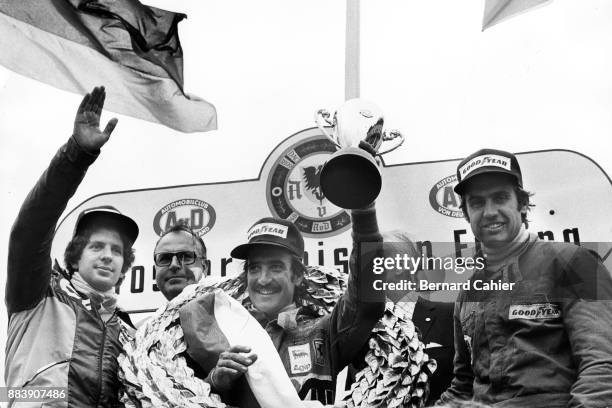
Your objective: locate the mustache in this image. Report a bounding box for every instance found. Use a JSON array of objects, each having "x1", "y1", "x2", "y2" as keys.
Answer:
[{"x1": 253, "y1": 283, "x2": 281, "y2": 292}]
